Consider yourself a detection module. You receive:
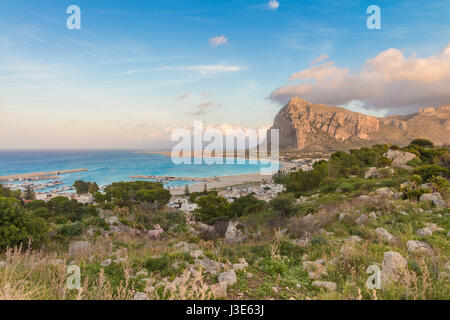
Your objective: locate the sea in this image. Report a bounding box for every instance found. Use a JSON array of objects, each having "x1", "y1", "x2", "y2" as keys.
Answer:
[{"x1": 0, "y1": 150, "x2": 274, "y2": 192}]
